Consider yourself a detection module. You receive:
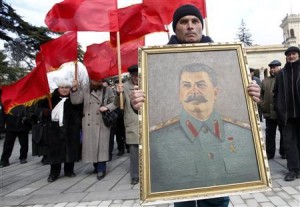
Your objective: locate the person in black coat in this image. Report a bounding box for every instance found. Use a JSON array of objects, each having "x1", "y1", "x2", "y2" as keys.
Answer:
[
  {"x1": 0, "y1": 104, "x2": 31, "y2": 167},
  {"x1": 273, "y1": 46, "x2": 300, "y2": 181},
  {"x1": 36, "y1": 79, "x2": 82, "y2": 182}
]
